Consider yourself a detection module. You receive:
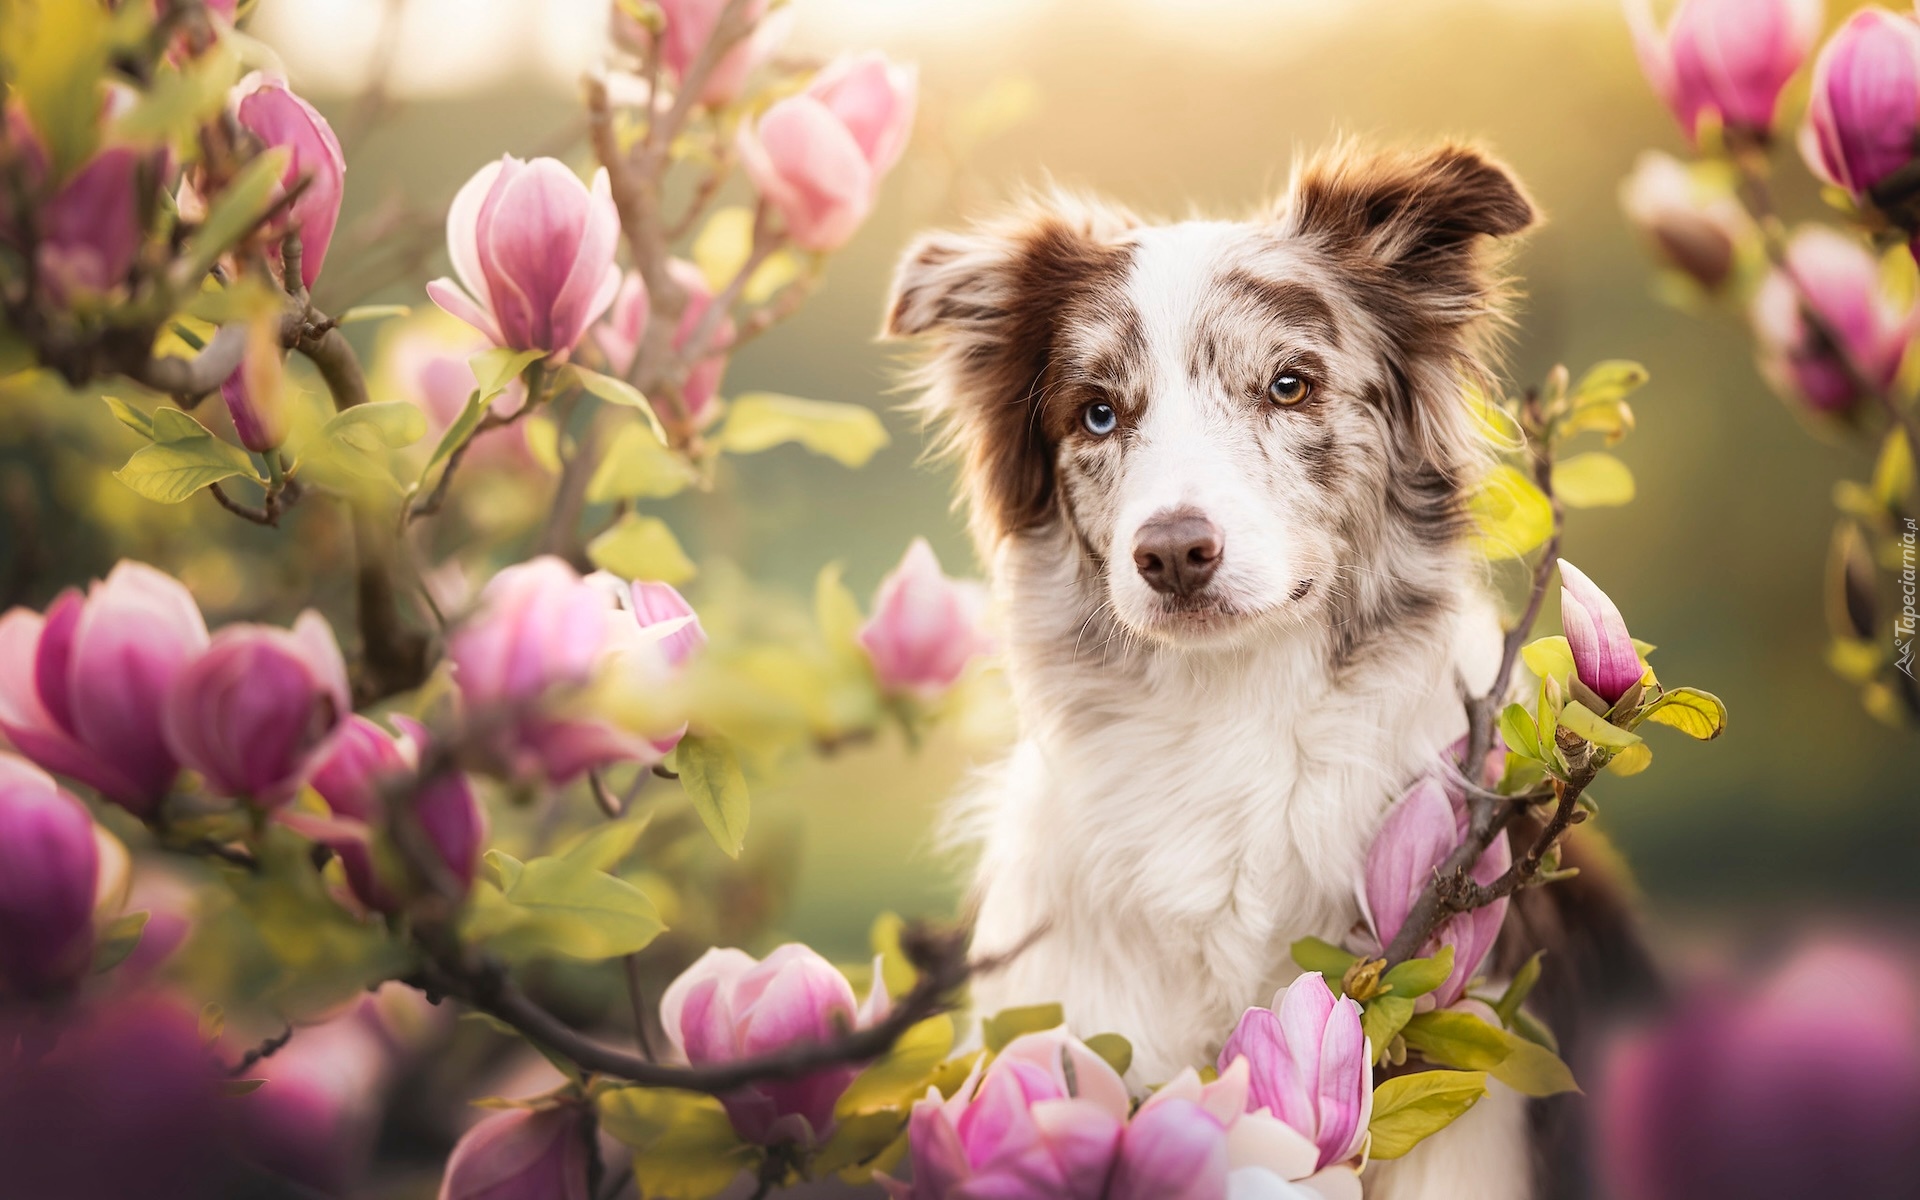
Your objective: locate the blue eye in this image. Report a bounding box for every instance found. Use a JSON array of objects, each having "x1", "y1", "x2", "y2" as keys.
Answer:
[{"x1": 1083, "y1": 402, "x2": 1118, "y2": 436}]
